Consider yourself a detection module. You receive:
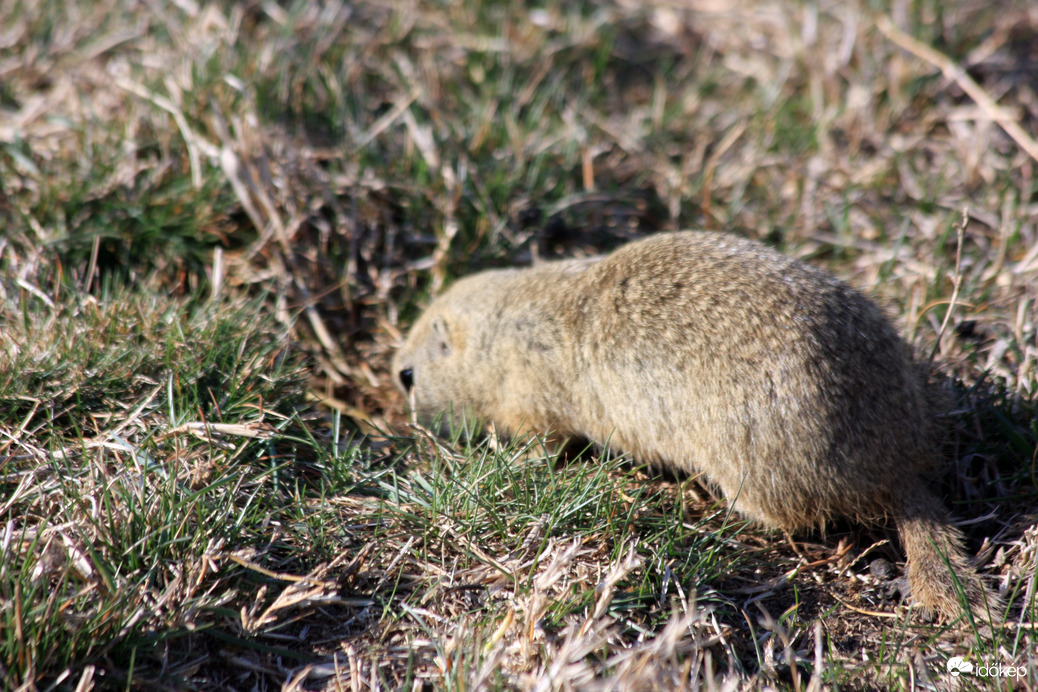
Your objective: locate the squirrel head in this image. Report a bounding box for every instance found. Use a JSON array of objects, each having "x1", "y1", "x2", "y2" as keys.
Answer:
[{"x1": 392, "y1": 277, "x2": 495, "y2": 433}]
